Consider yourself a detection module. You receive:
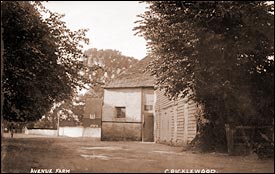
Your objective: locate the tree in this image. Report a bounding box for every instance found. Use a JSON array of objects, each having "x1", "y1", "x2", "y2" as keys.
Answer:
[
  {"x1": 135, "y1": 1, "x2": 274, "y2": 151},
  {"x1": 34, "y1": 97, "x2": 85, "y2": 129},
  {"x1": 31, "y1": 47, "x2": 138, "y2": 128},
  {"x1": 2, "y1": 1, "x2": 90, "y2": 122},
  {"x1": 83, "y1": 48, "x2": 138, "y2": 97}
]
